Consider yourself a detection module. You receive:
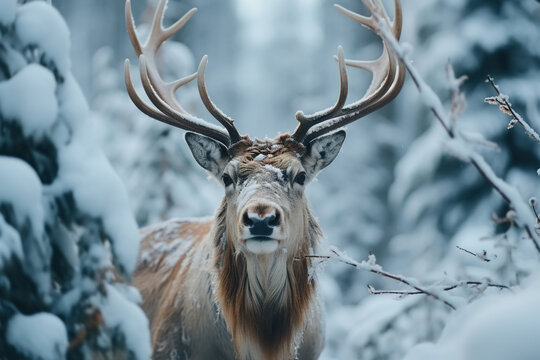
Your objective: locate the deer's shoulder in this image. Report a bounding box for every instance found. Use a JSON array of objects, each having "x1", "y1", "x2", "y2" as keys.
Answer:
[{"x1": 135, "y1": 217, "x2": 213, "y2": 272}]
